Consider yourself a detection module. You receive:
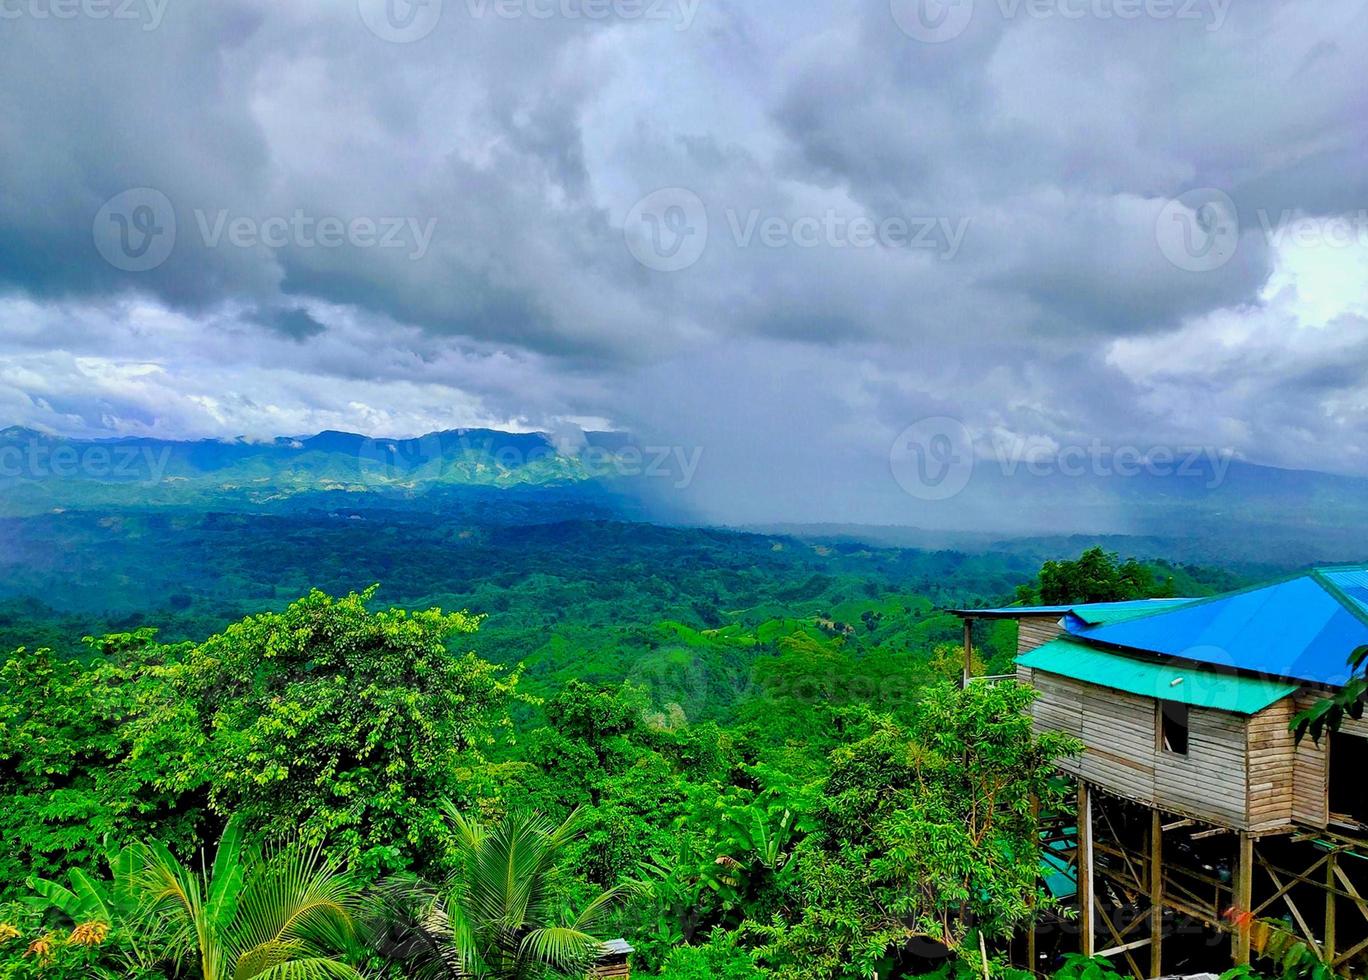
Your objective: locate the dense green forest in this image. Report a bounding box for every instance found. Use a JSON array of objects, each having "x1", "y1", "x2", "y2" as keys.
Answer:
[{"x1": 0, "y1": 507, "x2": 1285, "y2": 979}]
